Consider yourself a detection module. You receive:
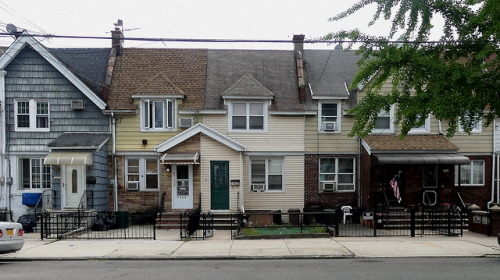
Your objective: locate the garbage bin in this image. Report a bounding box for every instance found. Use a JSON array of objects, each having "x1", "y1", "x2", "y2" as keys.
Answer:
[
  {"x1": 323, "y1": 208, "x2": 336, "y2": 225},
  {"x1": 303, "y1": 205, "x2": 320, "y2": 225},
  {"x1": 288, "y1": 208, "x2": 301, "y2": 225},
  {"x1": 351, "y1": 207, "x2": 363, "y2": 224},
  {"x1": 115, "y1": 211, "x2": 129, "y2": 228},
  {"x1": 272, "y1": 210, "x2": 282, "y2": 225}
]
